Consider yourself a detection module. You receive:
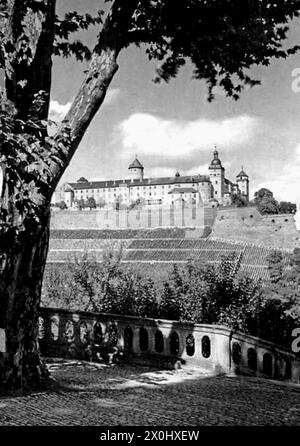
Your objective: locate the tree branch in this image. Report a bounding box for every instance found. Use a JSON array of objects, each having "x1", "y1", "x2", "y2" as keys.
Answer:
[{"x1": 50, "y1": 0, "x2": 140, "y2": 188}]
